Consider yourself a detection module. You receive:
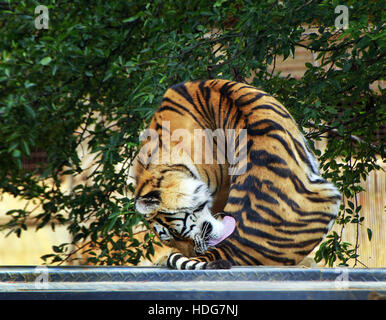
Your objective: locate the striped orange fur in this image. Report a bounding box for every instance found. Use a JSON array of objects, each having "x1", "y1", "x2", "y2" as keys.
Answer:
[{"x1": 134, "y1": 79, "x2": 341, "y2": 269}]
